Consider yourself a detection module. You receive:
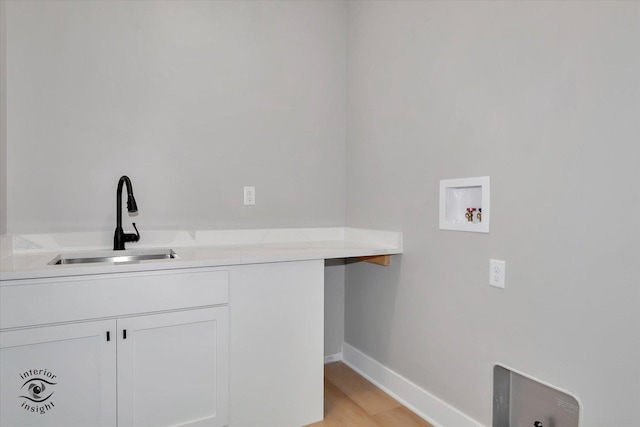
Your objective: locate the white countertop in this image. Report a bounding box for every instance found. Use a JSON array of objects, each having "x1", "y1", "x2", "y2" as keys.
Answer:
[{"x1": 0, "y1": 228, "x2": 402, "y2": 281}]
